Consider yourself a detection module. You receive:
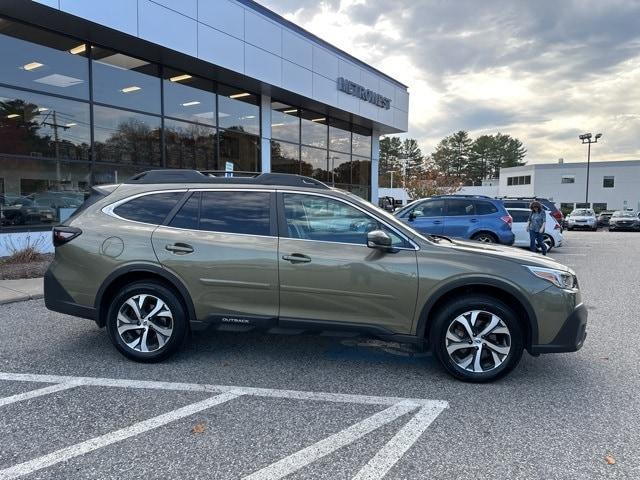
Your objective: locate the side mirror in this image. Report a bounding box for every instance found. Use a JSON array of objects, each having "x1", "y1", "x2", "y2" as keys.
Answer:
[
  {"x1": 367, "y1": 229, "x2": 392, "y2": 249},
  {"x1": 408, "y1": 211, "x2": 416, "y2": 221}
]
